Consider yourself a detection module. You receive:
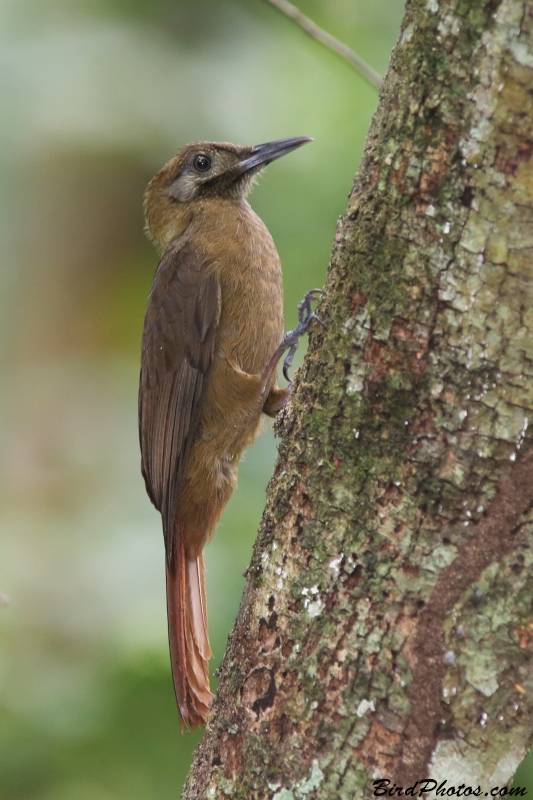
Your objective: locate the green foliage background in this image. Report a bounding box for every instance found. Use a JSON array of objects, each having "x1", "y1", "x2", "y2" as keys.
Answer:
[{"x1": 1, "y1": 1, "x2": 529, "y2": 797}]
